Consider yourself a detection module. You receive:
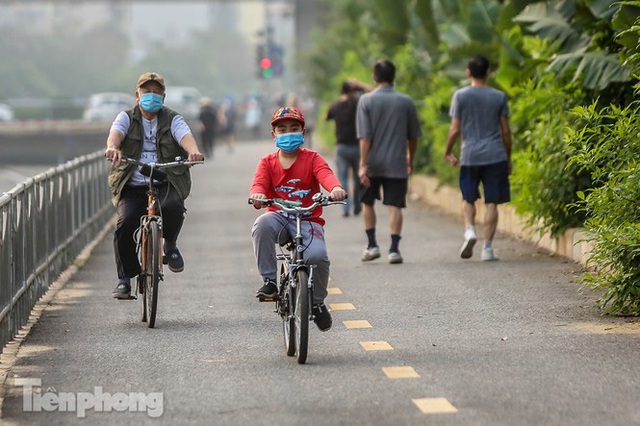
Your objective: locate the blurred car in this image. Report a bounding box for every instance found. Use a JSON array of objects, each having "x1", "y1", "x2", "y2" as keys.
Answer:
[
  {"x1": 83, "y1": 92, "x2": 136, "y2": 122},
  {"x1": 163, "y1": 86, "x2": 202, "y2": 120},
  {"x1": 0, "y1": 103, "x2": 15, "y2": 122}
]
